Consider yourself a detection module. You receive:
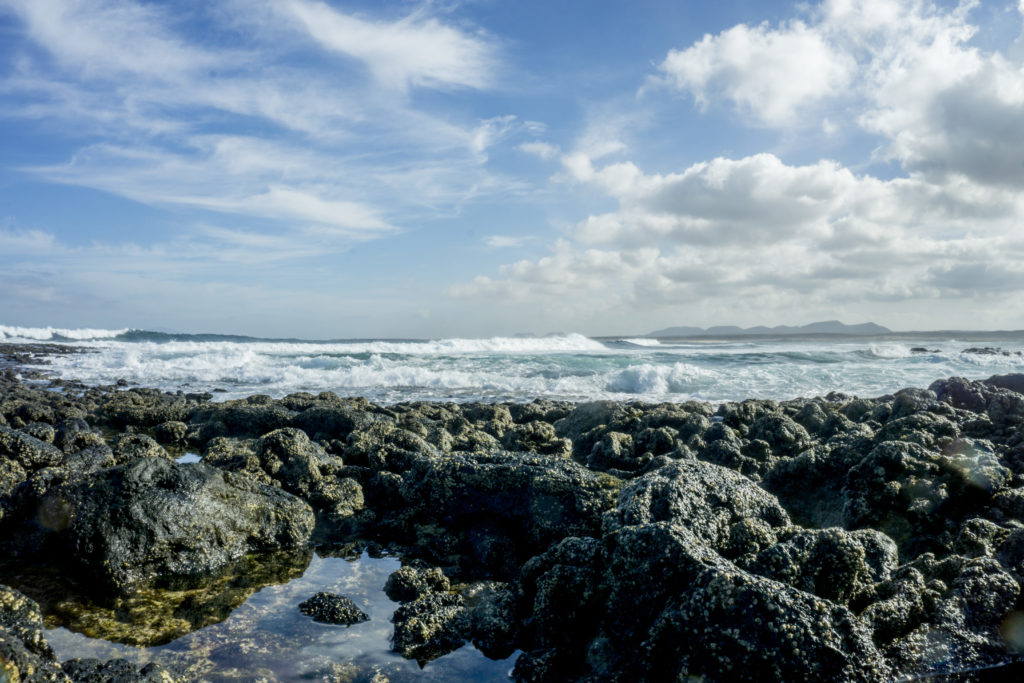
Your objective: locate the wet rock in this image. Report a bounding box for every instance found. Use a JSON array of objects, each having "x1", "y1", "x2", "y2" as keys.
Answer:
[
  {"x1": 553, "y1": 401, "x2": 637, "y2": 459},
  {"x1": 517, "y1": 536, "x2": 603, "y2": 651},
  {"x1": 384, "y1": 564, "x2": 450, "y2": 603},
  {"x1": 255, "y1": 427, "x2": 343, "y2": 498},
  {"x1": 985, "y1": 373, "x2": 1024, "y2": 394},
  {"x1": 888, "y1": 557, "x2": 1021, "y2": 677},
  {"x1": 931, "y1": 376, "x2": 991, "y2": 412},
  {"x1": 344, "y1": 423, "x2": 436, "y2": 473},
  {"x1": 18, "y1": 457, "x2": 314, "y2": 594},
  {"x1": 189, "y1": 395, "x2": 292, "y2": 438},
  {"x1": 0, "y1": 425, "x2": 64, "y2": 471},
  {"x1": 465, "y1": 581, "x2": 519, "y2": 660},
  {"x1": 747, "y1": 413, "x2": 811, "y2": 456},
  {"x1": 391, "y1": 592, "x2": 468, "y2": 663},
  {"x1": 587, "y1": 431, "x2": 642, "y2": 472},
  {"x1": 501, "y1": 421, "x2": 571, "y2": 457},
  {"x1": 110, "y1": 433, "x2": 171, "y2": 465},
  {"x1": 53, "y1": 419, "x2": 95, "y2": 453},
  {"x1": 877, "y1": 412, "x2": 958, "y2": 450},
  {"x1": 61, "y1": 658, "x2": 178, "y2": 682},
  {"x1": 291, "y1": 403, "x2": 389, "y2": 442},
  {"x1": 153, "y1": 420, "x2": 188, "y2": 446},
  {"x1": 21, "y1": 422, "x2": 55, "y2": 444},
  {"x1": 611, "y1": 460, "x2": 790, "y2": 555},
  {"x1": 0, "y1": 584, "x2": 67, "y2": 682},
  {"x1": 743, "y1": 527, "x2": 898, "y2": 605},
  {"x1": 890, "y1": 387, "x2": 938, "y2": 419},
  {"x1": 298, "y1": 592, "x2": 369, "y2": 625},
  {"x1": 201, "y1": 437, "x2": 270, "y2": 484},
  {"x1": 843, "y1": 439, "x2": 1009, "y2": 555},
  {"x1": 100, "y1": 389, "x2": 197, "y2": 428},
  {"x1": 639, "y1": 568, "x2": 891, "y2": 682},
  {"x1": 394, "y1": 451, "x2": 620, "y2": 574}
]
